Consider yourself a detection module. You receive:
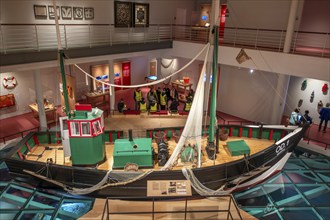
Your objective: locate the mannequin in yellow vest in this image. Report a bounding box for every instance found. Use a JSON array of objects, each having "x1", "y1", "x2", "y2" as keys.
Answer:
[
  {"x1": 160, "y1": 88, "x2": 167, "y2": 110},
  {"x1": 139, "y1": 98, "x2": 147, "y2": 113},
  {"x1": 149, "y1": 100, "x2": 158, "y2": 113},
  {"x1": 184, "y1": 96, "x2": 192, "y2": 112},
  {"x1": 134, "y1": 87, "x2": 143, "y2": 110}
]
